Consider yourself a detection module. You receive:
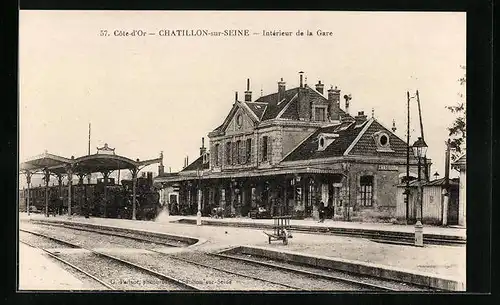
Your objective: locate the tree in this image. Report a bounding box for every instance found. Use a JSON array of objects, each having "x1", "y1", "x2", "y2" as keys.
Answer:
[{"x1": 446, "y1": 65, "x2": 466, "y2": 161}]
